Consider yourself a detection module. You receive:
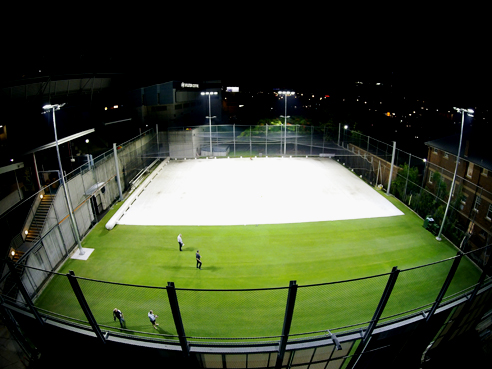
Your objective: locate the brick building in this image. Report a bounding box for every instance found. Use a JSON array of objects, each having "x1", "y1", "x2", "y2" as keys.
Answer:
[{"x1": 425, "y1": 129, "x2": 492, "y2": 258}]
